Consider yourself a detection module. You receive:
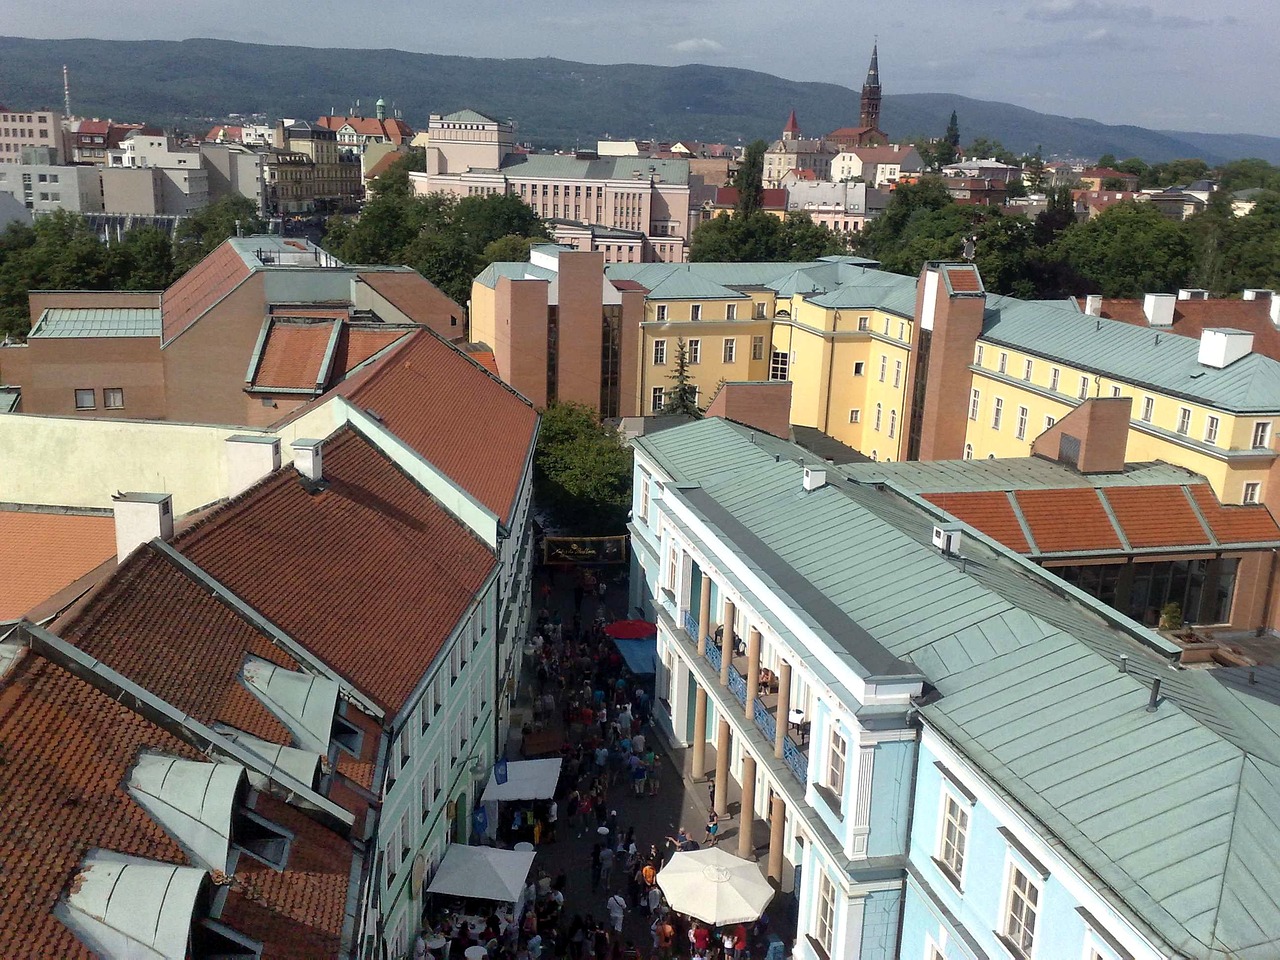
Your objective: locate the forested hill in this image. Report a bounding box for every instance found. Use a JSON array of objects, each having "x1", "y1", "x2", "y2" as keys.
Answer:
[{"x1": 2, "y1": 36, "x2": 1278, "y2": 163}]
